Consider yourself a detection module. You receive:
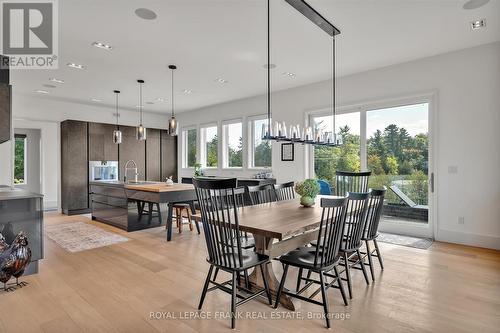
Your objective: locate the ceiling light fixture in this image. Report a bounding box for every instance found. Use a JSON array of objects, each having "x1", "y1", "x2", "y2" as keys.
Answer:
[
  {"x1": 34, "y1": 89, "x2": 49, "y2": 94},
  {"x1": 92, "y1": 41, "x2": 113, "y2": 50},
  {"x1": 182, "y1": 89, "x2": 192, "y2": 94},
  {"x1": 215, "y1": 78, "x2": 228, "y2": 84},
  {"x1": 156, "y1": 97, "x2": 166, "y2": 102},
  {"x1": 136, "y1": 79, "x2": 146, "y2": 141},
  {"x1": 146, "y1": 101, "x2": 154, "y2": 105},
  {"x1": 43, "y1": 84, "x2": 57, "y2": 88},
  {"x1": 470, "y1": 19, "x2": 486, "y2": 29},
  {"x1": 463, "y1": 0, "x2": 490, "y2": 10},
  {"x1": 67, "y1": 62, "x2": 85, "y2": 69},
  {"x1": 135, "y1": 8, "x2": 157, "y2": 20},
  {"x1": 282, "y1": 72, "x2": 296, "y2": 78},
  {"x1": 113, "y1": 90, "x2": 122, "y2": 144},
  {"x1": 91, "y1": 98, "x2": 102, "y2": 102},
  {"x1": 168, "y1": 65, "x2": 178, "y2": 136},
  {"x1": 263, "y1": 0, "x2": 342, "y2": 147},
  {"x1": 49, "y1": 78, "x2": 64, "y2": 84}
]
